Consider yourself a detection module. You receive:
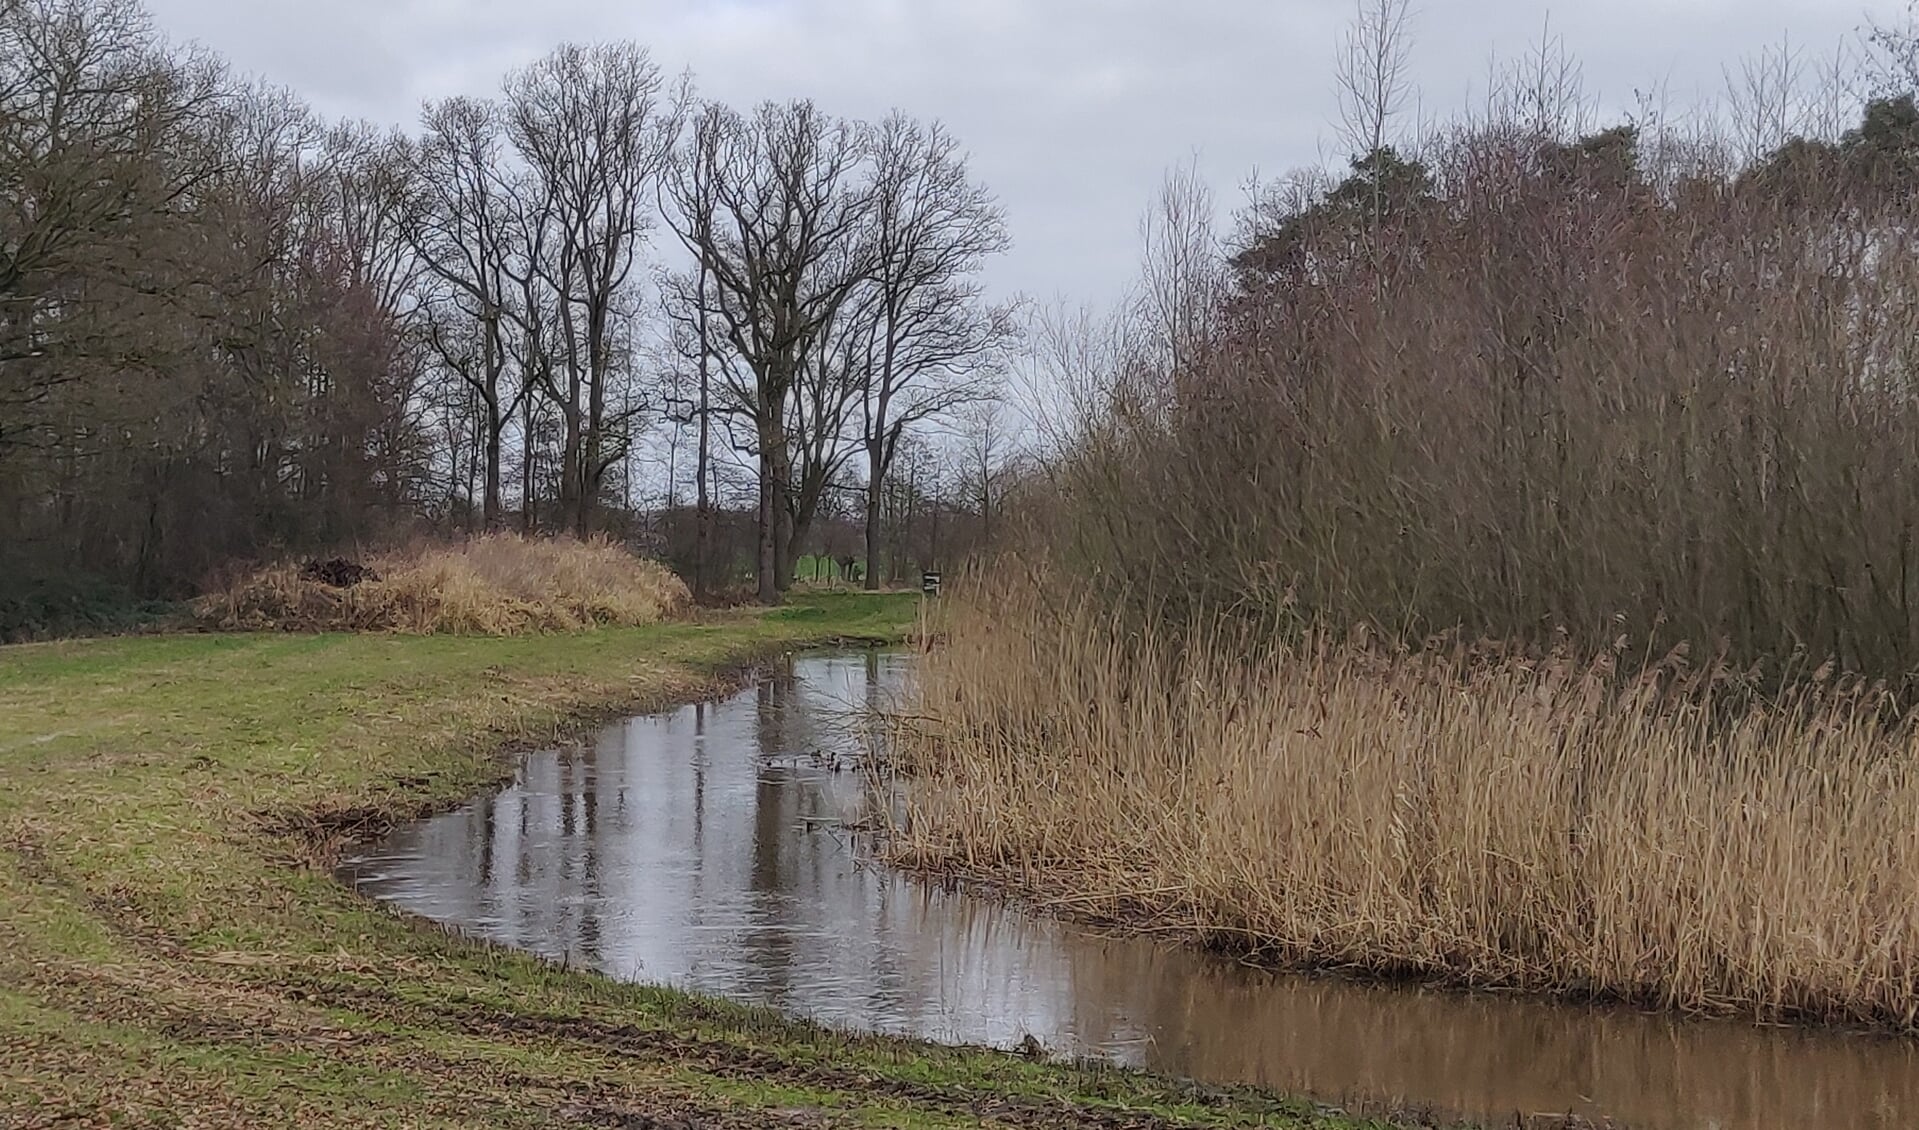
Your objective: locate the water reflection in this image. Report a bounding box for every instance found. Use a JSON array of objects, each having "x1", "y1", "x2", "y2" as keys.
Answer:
[{"x1": 343, "y1": 652, "x2": 1919, "y2": 1129}]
